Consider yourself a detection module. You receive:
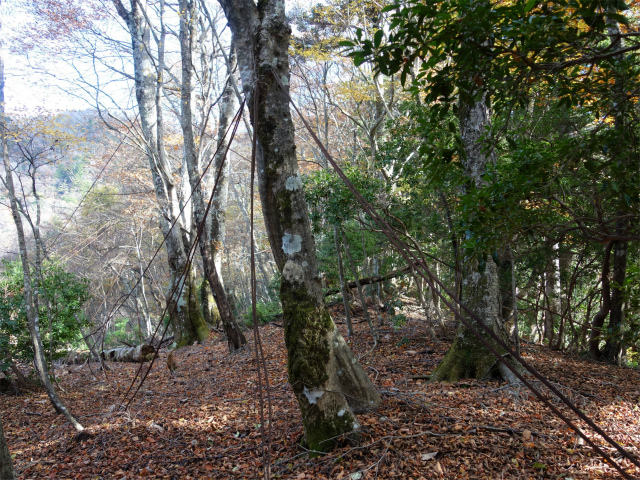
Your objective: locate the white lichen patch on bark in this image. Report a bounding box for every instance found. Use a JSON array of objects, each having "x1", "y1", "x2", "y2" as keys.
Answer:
[
  {"x1": 282, "y1": 260, "x2": 304, "y2": 283},
  {"x1": 303, "y1": 386, "x2": 324, "y2": 405},
  {"x1": 285, "y1": 175, "x2": 302, "y2": 190},
  {"x1": 282, "y1": 233, "x2": 302, "y2": 254}
]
